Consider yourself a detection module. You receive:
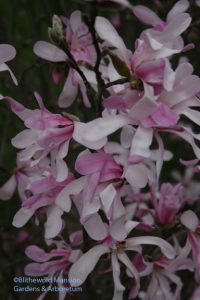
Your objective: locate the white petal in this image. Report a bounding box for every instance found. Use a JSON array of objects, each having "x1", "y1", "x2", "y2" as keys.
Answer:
[
  {"x1": 0, "y1": 175, "x2": 16, "y2": 200},
  {"x1": 130, "y1": 126, "x2": 153, "y2": 157},
  {"x1": 83, "y1": 214, "x2": 108, "y2": 241},
  {"x1": 126, "y1": 236, "x2": 175, "y2": 259},
  {"x1": 12, "y1": 207, "x2": 35, "y2": 227},
  {"x1": 45, "y1": 205, "x2": 63, "y2": 239},
  {"x1": 95, "y1": 16, "x2": 130, "y2": 67},
  {"x1": 111, "y1": 253, "x2": 125, "y2": 300},
  {"x1": 34, "y1": 41, "x2": 67, "y2": 62},
  {"x1": 180, "y1": 210, "x2": 199, "y2": 231},
  {"x1": 69, "y1": 245, "x2": 110, "y2": 286}
]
